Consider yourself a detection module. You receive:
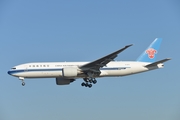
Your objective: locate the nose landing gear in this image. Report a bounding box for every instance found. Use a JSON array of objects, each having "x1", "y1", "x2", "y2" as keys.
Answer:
[
  {"x1": 19, "y1": 77, "x2": 25, "y2": 86},
  {"x1": 22, "y1": 82, "x2": 25, "y2": 86}
]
